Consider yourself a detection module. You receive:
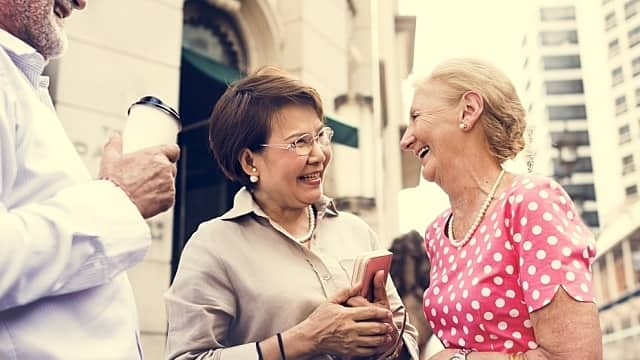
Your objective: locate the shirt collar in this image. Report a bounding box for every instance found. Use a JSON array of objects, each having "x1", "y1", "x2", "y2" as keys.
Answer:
[
  {"x1": 220, "y1": 187, "x2": 339, "y2": 221},
  {"x1": 0, "y1": 28, "x2": 47, "y2": 86}
]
